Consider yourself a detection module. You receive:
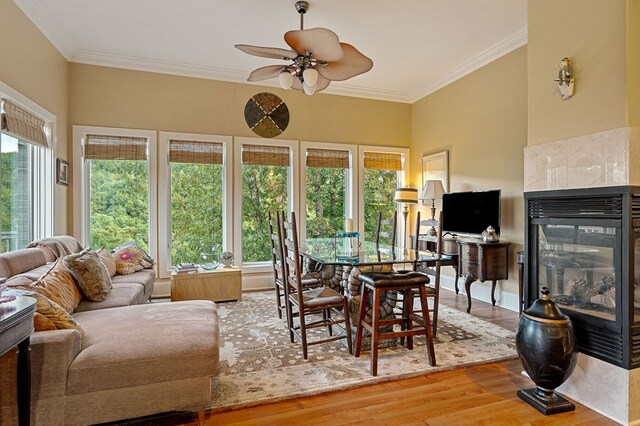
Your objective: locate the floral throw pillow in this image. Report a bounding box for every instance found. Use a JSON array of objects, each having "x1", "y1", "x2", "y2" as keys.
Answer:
[{"x1": 111, "y1": 242, "x2": 154, "y2": 275}]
